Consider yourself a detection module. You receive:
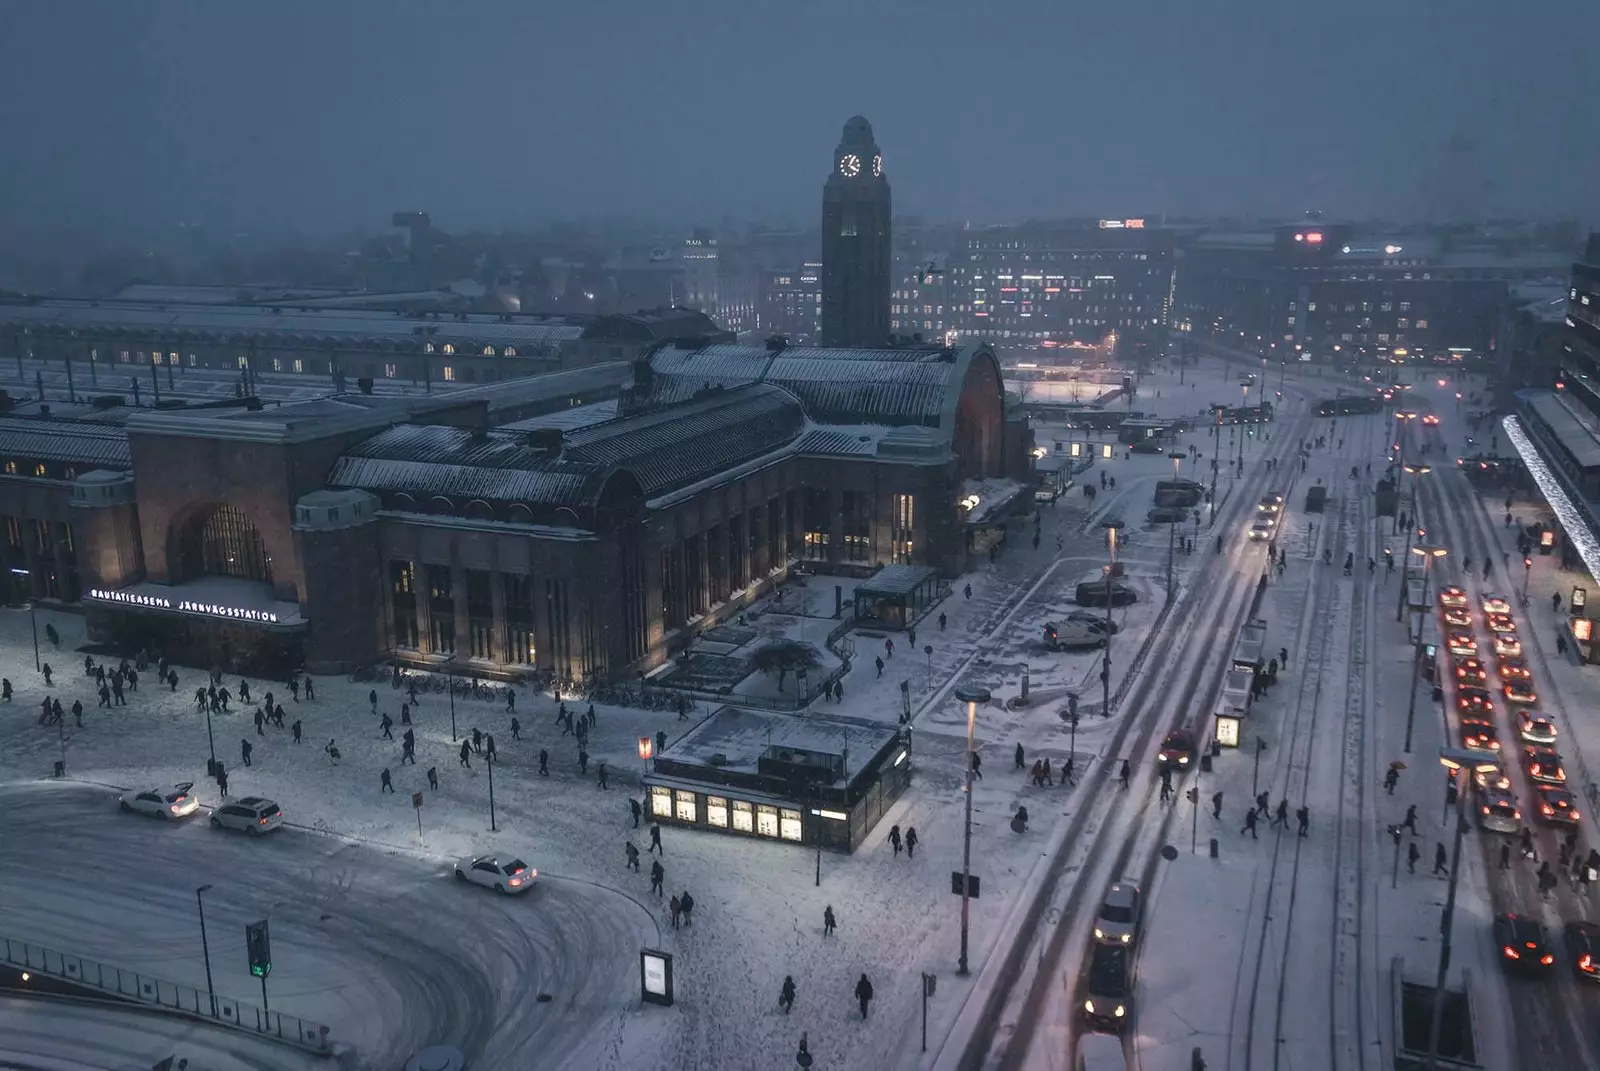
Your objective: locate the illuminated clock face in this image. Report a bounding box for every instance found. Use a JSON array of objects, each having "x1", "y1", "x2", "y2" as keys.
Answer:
[
  {"x1": 872, "y1": 154, "x2": 883, "y2": 177},
  {"x1": 839, "y1": 154, "x2": 861, "y2": 177}
]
